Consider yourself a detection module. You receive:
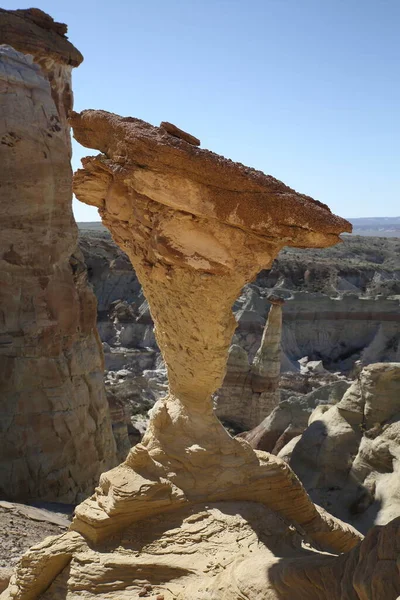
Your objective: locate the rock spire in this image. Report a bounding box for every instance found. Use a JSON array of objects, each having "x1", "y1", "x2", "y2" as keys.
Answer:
[{"x1": 214, "y1": 295, "x2": 284, "y2": 430}]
